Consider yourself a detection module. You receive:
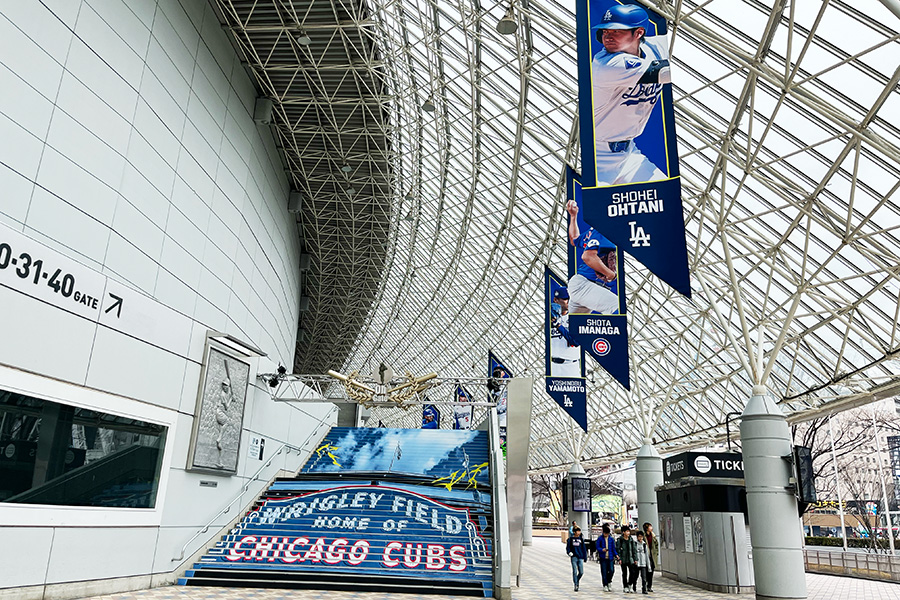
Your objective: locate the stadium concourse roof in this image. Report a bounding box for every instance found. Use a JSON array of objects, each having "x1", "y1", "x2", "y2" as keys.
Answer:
[{"x1": 214, "y1": 0, "x2": 900, "y2": 473}]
